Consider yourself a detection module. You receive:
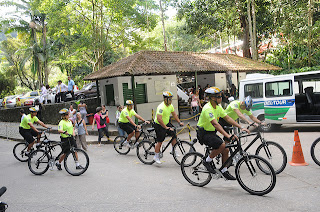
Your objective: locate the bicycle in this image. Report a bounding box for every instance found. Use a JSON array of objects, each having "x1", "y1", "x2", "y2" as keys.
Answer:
[
  {"x1": 0, "y1": 187, "x2": 7, "y2": 212},
  {"x1": 113, "y1": 122, "x2": 156, "y2": 155},
  {"x1": 13, "y1": 128, "x2": 52, "y2": 162},
  {"x1": 310, "y1": 137, "x2": 320, "y2": 166},
  {"x1": 220, "y1": 123, "x2": 287, "y2": 174},
  {"x1": 180, "y1": 133, "x2": 276, "y2": 196},
  {"x1": 136, "y1": 125, "x2": 196, "y2": 165},
  {"x1": 27, "y1": 136, "x2": 89, "y2": 176}
]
